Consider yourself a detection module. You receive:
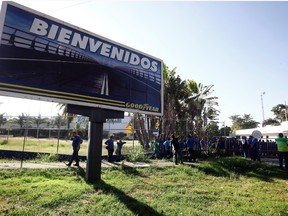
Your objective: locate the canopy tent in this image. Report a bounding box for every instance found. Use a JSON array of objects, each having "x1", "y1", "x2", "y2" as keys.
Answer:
[{"x1": 235, "y1": 121, "x2": 288, "y2": 139}]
